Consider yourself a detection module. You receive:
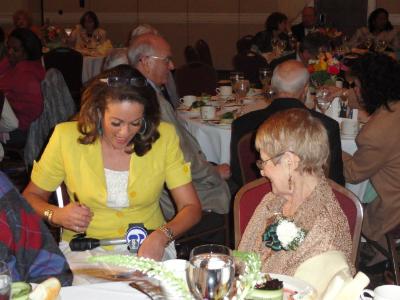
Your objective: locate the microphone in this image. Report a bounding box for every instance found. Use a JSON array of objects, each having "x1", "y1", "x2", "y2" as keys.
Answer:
[{"x1": 69, "y1": 223, "x2": 150, "y2": 253}]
